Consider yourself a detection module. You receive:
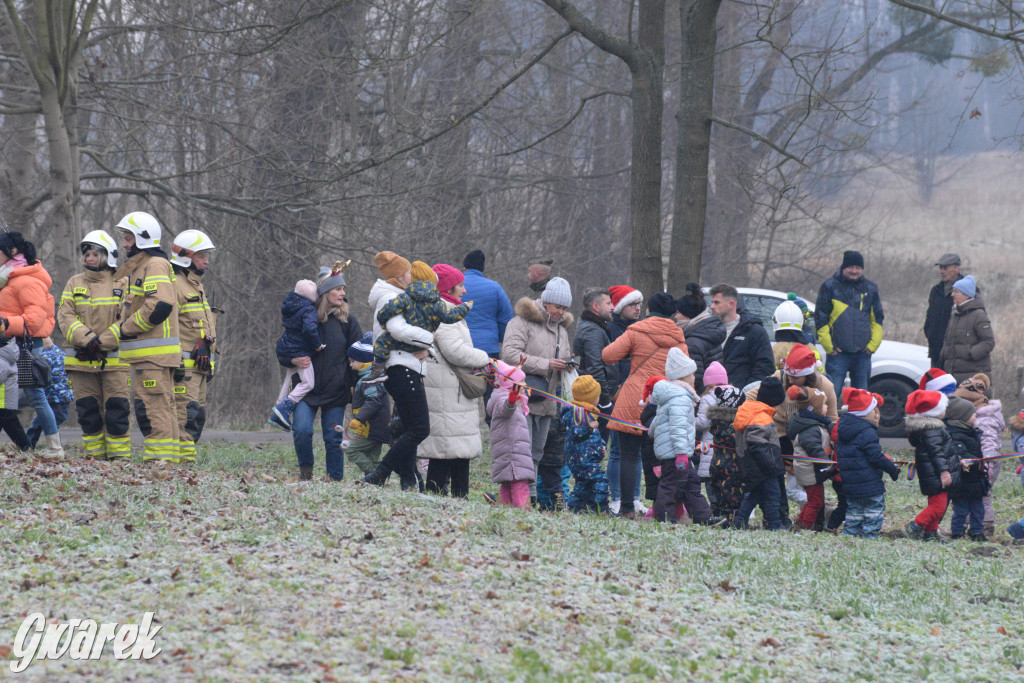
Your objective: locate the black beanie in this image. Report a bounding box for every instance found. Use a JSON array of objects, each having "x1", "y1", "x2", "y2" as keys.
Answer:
[
  {"x1": 463, "y1": 250, "x2": 485, "y2": 272},
  {"x1": 675, "y1": 282, "x2": 706, "y2": 319},
  {"x1": 756, "y1": 376, "x2": 786, "y2": 407},
  {"x1": 841, "y1": 250, "x2": 864, "y2": 270},
  {"x1": 647, "y1": 292, "x2": 676, "y2": 318}
]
